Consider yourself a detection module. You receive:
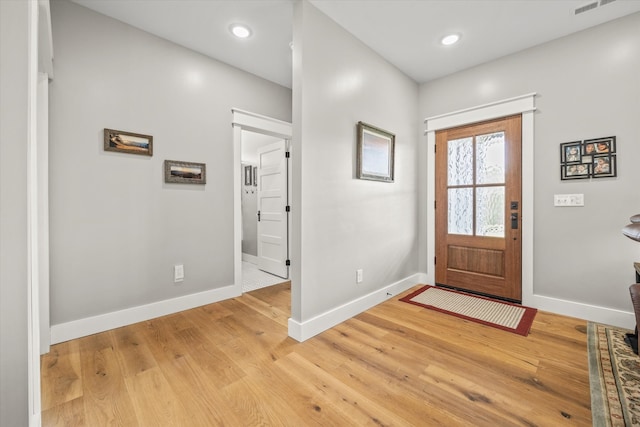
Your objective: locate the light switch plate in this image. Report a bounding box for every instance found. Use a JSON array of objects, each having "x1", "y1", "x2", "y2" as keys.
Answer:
[
  {"x1": 554, "y1": 194, "x2": 584, "y2": 207},
  {"x1": 174, "y1": 264, "x2": 184, "y2": 282}
]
